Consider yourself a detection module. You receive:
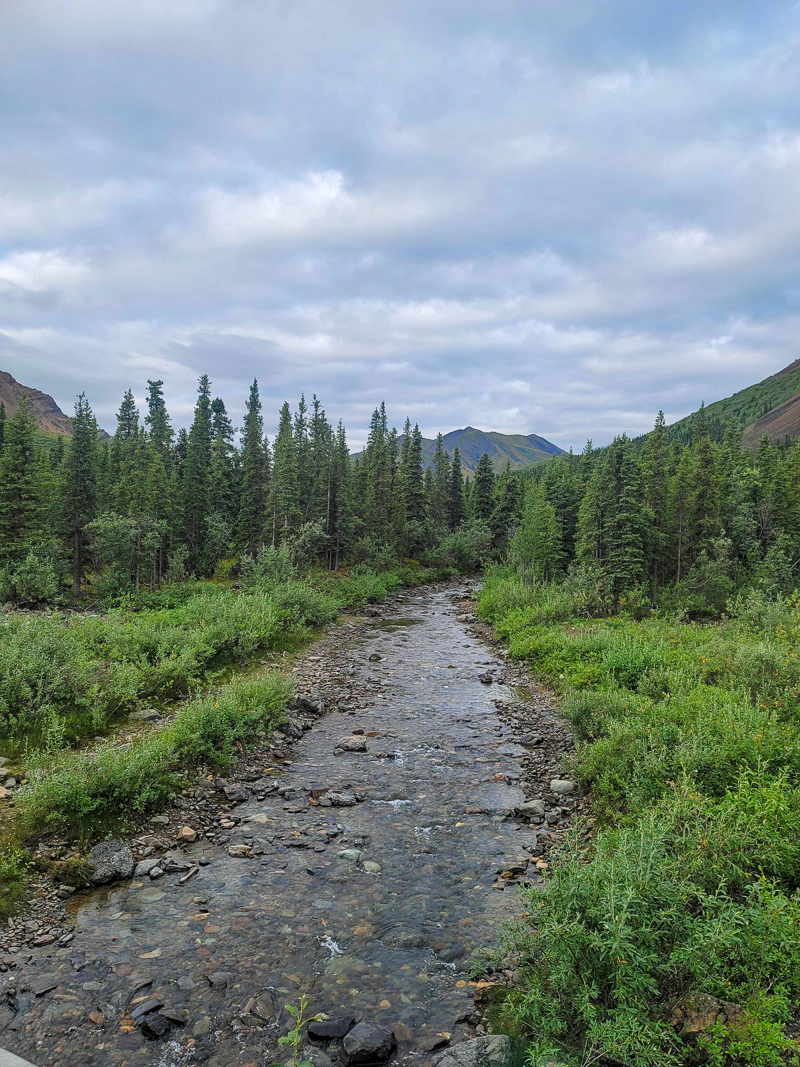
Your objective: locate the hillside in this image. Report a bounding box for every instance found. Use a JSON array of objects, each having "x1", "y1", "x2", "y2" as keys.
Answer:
[
  {"x1": 668, "y1": 358, "x2": 800, "y2": 445},
  {"x1": 0, "y1": 370, "x2": 74, "y2": 435},
  {"x1": 354, "y1": 426, "x2": 564, "y2": 473}
]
